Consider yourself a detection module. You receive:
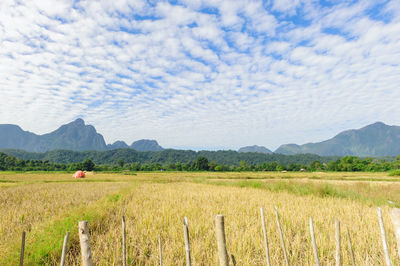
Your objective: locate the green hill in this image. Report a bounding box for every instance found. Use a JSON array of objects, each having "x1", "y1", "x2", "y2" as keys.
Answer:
[{"x1": 275, "y1": 122, "x2": 400, "y2": 156}]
